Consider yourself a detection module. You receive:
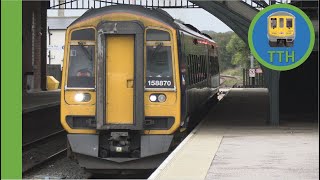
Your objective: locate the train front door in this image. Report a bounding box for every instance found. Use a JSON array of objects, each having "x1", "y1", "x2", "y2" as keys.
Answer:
[
  {"x1": 106, "y1": 35, "x2": 134, "y2": 124},
  {"x1": 96, "y1": 21, "x2": 144, "y2": 130}
]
